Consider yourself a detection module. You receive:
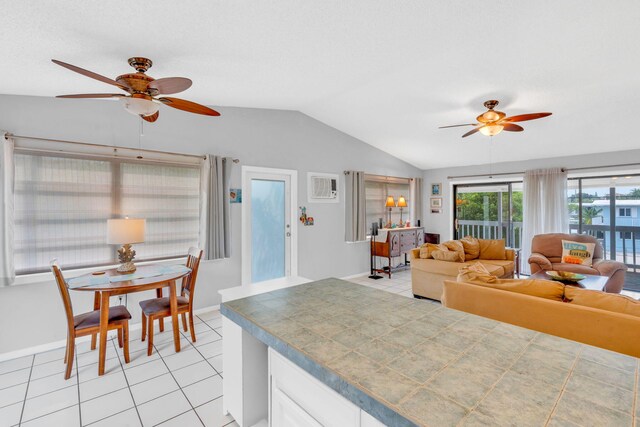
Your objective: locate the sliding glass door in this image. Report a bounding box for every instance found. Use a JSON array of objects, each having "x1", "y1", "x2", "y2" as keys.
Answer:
[
  {"x1": 568, "y1": 174, "x2": 640, "y2": 291},
  {"x1": 453, "y1": 182, "x2": 523, "y2": 248}
]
